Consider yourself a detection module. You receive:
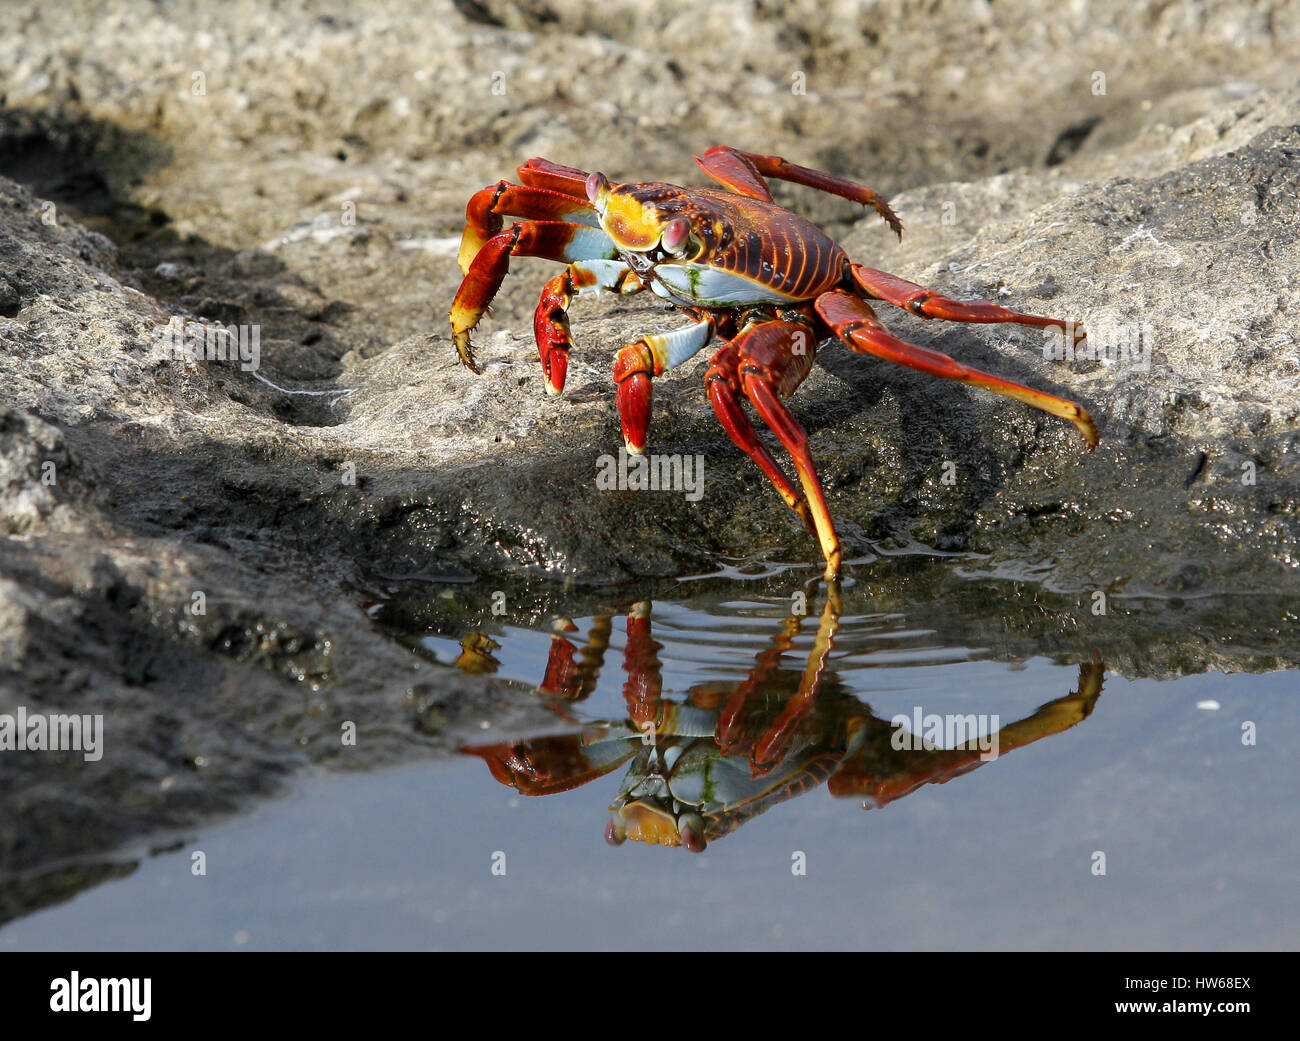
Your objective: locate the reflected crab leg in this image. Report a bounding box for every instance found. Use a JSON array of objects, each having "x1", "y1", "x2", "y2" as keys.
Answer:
[
  {"x1": 450, "y1": 220, "x2": 619, "y2": 373},
  {"x1": 751, "y1": 590, "x2": 841, "y2": 770},
  {"x1": 827, "y1": 660, "x2": 1106, "y2": 804},
  {"x1": 622, "y1": 602, "x2": 664, "y2": 733},
  {"x1": 992, "y1": 659, "x2": 1105, "y2": 756},
  {"x1": 464, "y1": 732, "x2": 636, "y2": 797},
  {"x1": 715, "y1": 612, "x2": 806, "y2": 753},
  {"x1": 452, "y1": 632, "x2": 500, "y2": 674},
  {"x1": 816, "y1": 289, "x2": 1099, "y2": 449},
  {"x1": 540, "y1": 615, "x2": 613, "y2": 701}
]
